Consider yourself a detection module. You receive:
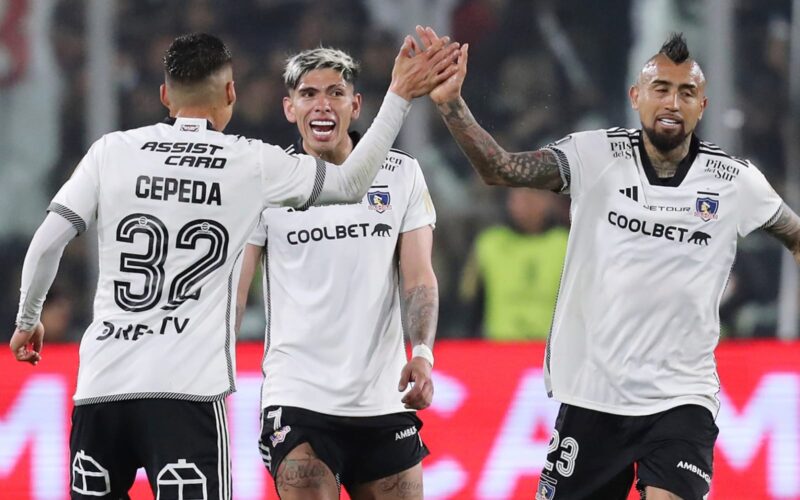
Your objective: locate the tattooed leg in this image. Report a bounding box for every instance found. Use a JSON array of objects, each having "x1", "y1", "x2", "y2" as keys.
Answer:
[
  {"x1": 275, "y1": 442, "x2": 339, "y2": 500},
  {"x1": 348, "y1": 463, "x2": 423, "y2": 500}
]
